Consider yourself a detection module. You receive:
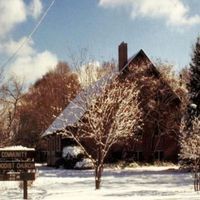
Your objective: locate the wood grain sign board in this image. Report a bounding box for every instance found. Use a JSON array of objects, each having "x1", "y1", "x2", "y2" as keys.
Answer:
[
  {"x1": 0, "y1": 149, "x2": 36, "y2": 199},
  {"x1": 0, "y1": 172, "x2": 35, "y2": 181},
  {"x1": 0, "y1": 150, "x2": 36, "y2": 181}
]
